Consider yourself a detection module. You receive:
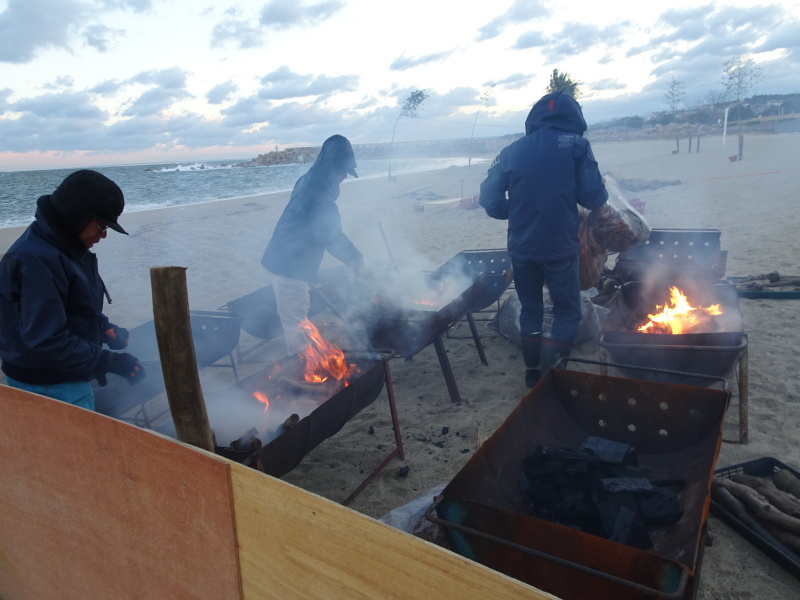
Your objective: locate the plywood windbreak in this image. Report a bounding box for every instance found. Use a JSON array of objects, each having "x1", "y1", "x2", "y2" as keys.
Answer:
[
  {"x1": 0, "y1": 386, "x2": 556, "y2": 600},
  {"x1": 0, "y1": 386, "x2": 241, "y2": 599}
]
